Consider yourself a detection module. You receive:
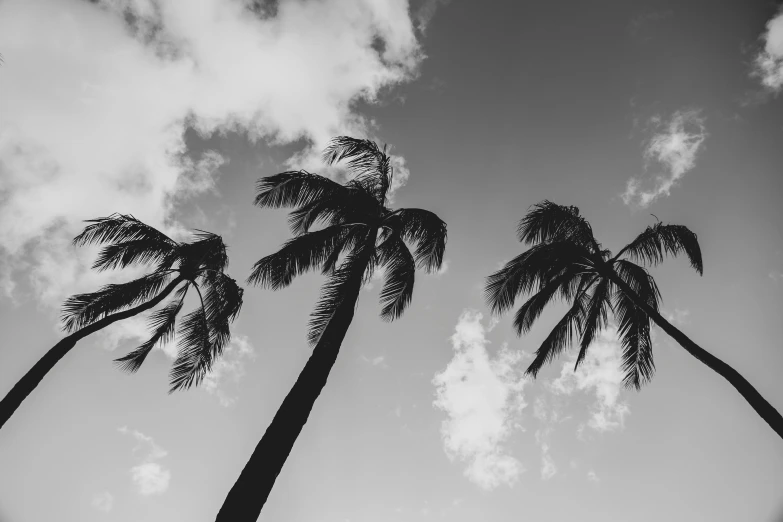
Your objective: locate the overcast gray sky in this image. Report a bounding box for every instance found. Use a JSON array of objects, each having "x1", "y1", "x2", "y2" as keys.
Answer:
[{"x1": 1, "y1": 0, "x2": 783, "y2": 521}]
